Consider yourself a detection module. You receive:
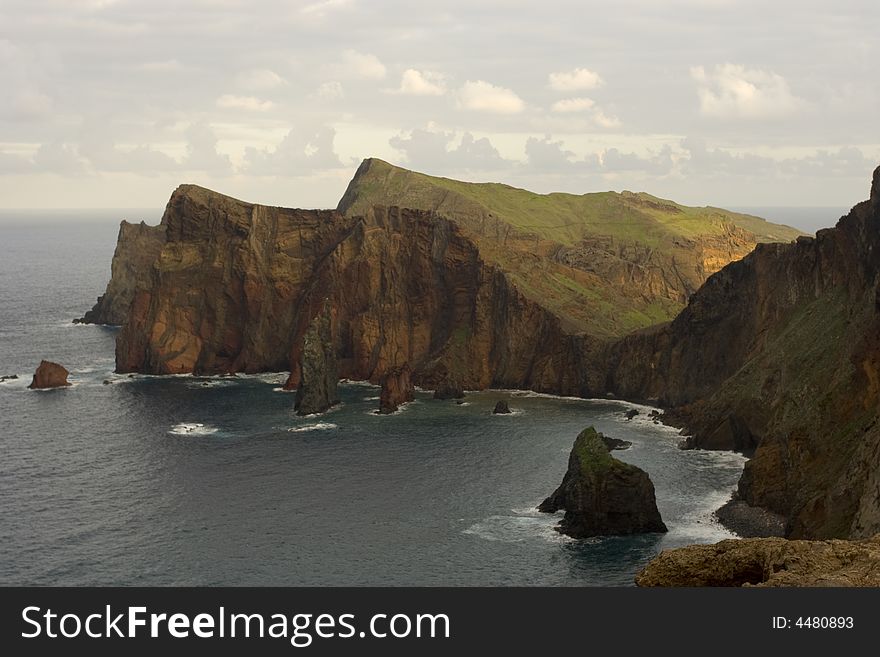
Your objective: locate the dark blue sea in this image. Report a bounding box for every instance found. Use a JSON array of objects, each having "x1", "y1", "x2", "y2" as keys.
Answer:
[{"x1": 0, "y1": 211, "x2": 754, "y2": 586}]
